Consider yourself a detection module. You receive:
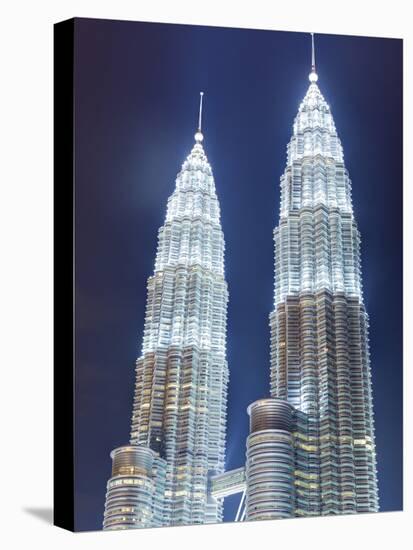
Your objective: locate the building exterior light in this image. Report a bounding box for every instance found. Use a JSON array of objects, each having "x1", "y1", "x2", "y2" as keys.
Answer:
[
  {"x1": 269, "y1": 49, "x2": 379, "y2": 515},
  {"x1": 103, "y1": 94, "x2": 229, "y2": 529},
  {"x1": 211, "y1": 36, "x2": 379, "y2": 522}
]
